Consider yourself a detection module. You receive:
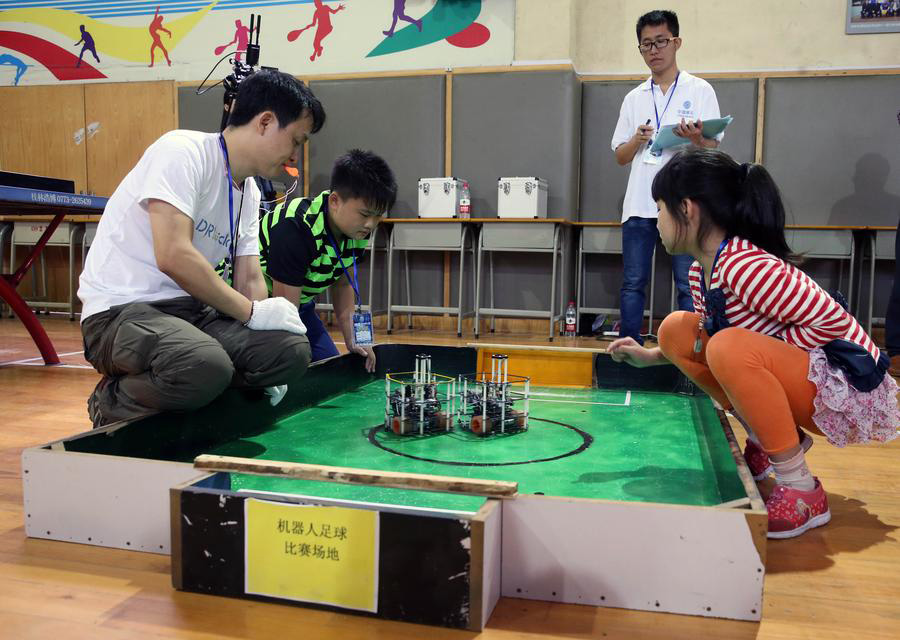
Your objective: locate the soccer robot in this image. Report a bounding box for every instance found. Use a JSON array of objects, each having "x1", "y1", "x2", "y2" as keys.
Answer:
[
  {"x1": 384, "y1": 354, "x2": 458, "y2": 435},
  {"x1": 459, "y1": 354, "x2": 530, "y2": 436}
]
